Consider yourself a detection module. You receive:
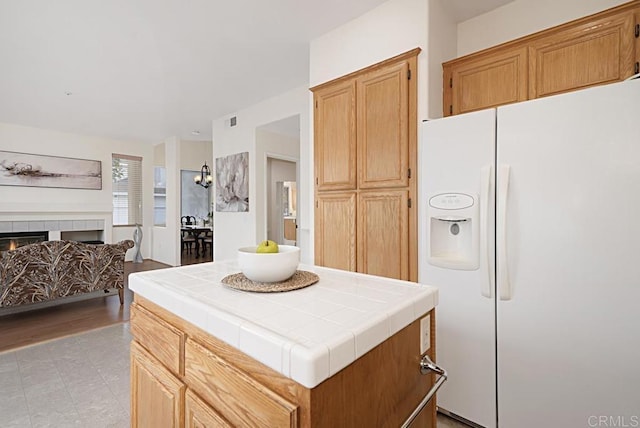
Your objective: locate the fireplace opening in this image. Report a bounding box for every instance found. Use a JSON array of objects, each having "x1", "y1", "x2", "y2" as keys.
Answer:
[{"x1": 0, "y1": 231, "x2": 49, "y2": 252}]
